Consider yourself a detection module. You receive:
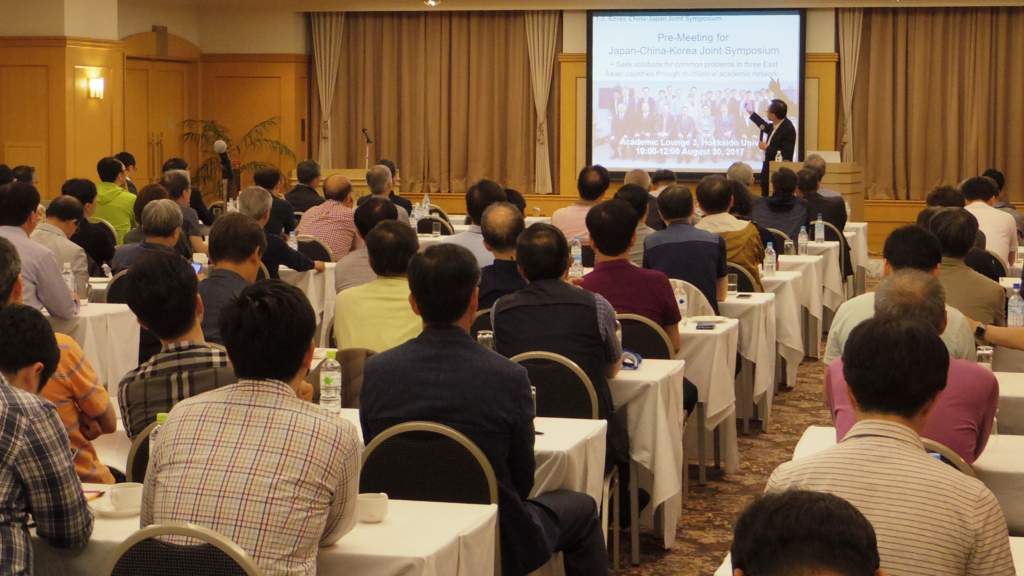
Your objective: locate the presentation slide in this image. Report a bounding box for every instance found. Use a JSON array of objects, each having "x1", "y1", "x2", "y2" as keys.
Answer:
[{"x1": 589, "y1": 11, "x2": 803, "y2": 174}]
